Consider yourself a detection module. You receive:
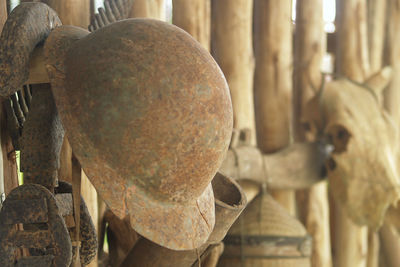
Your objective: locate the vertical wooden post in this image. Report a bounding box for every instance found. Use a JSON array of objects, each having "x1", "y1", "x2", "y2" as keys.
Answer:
[
  {"x1": 172, "y1": 0, "x2": 210, "y2": 51},
  {"x1": 211, "y1": 0, "x2": 256, "y2": 146},
  {"x1": 43, "y1": 0, "x2": 90, "y2": 28},
  {"x1": 130, "y1": 0, "x2": 165, "y2": 20},
  {"x1": 0, "y1": 0, "x2": 19, "y2": 201},
  {"x1": 381, "y1": 1, "x2": 400, "y2": 266},
  {"x1": 366, "y1": 1, "x2": 387, "y2": 266},
  {"x1": 367, "y1": 0, "x2": 386, "y2": 74},
  {"x1": 293, "y1": 1, "x2": 332, "y2": 266},
  {"x1": 253, "y1": 0, "x2": 294, "y2": 213},
  {"x1": 334, "y1": 1, "x2": 369, "y2": 267}
]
